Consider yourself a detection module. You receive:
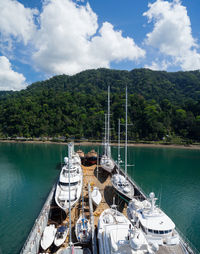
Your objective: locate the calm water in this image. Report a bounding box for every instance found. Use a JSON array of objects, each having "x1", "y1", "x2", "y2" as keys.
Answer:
[{"x1": 0, "y1": 143, "x2": 200, "y2": 253}]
